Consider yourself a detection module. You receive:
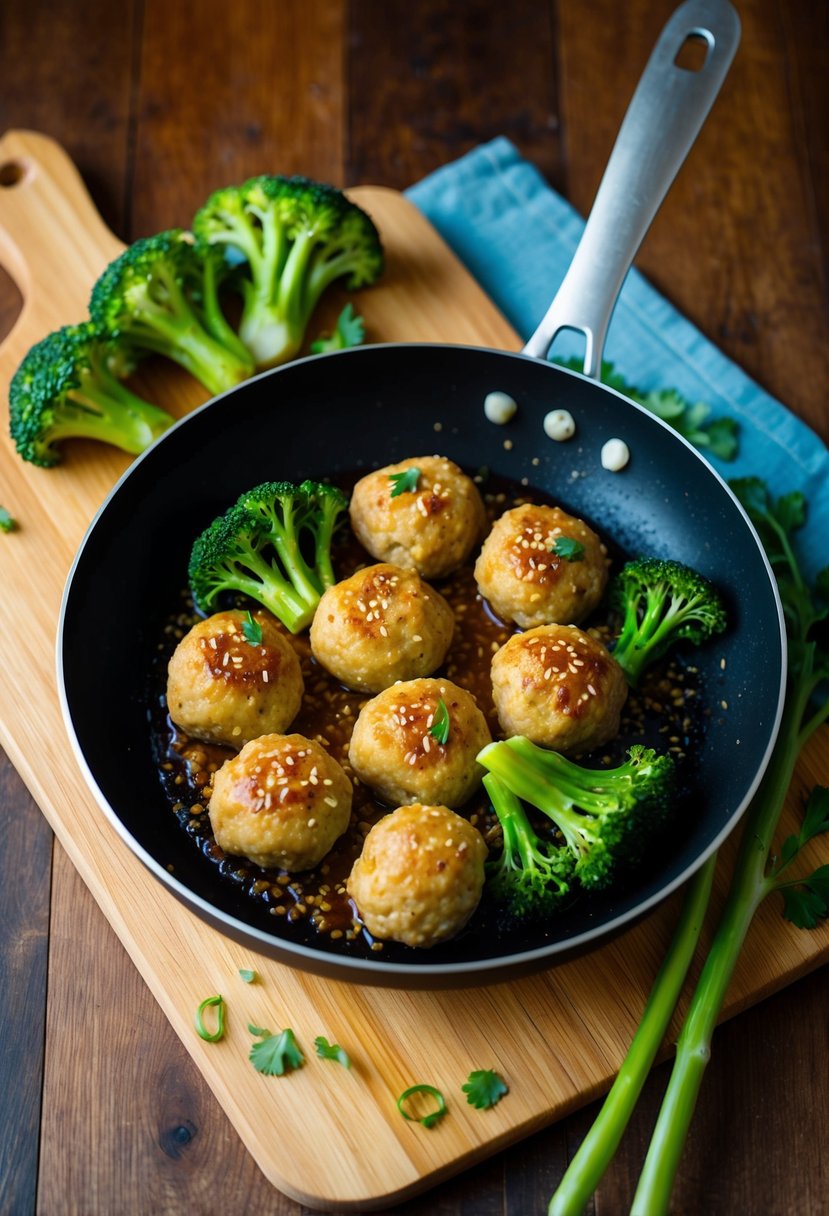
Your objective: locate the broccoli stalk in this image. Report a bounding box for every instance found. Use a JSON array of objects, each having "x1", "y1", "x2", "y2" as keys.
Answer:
[
  {"x1": 483, "y1": 772, "x2": 573, "y2": 920},
  {"x1": 610, "y1": 557, "x2": 727, "y2": 686},
  {"x1": 188, "y1": 479, "x2": 348, "y2": 634},
  {"x1": 193, "y1": 176, "x2": 383, "y2": 369},
  {"x1": 9, "y1": 322, "x2": 175, "y2": 467},
  {"x1": 549, "y1": 478, "x2": 829, "y2": 1216},
  {"x1": 89, "y1": 230, "x2": 254, "y2": 396},
  {"x1": 479, "y1": 738, "x2": 676, "y2": 891}
]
